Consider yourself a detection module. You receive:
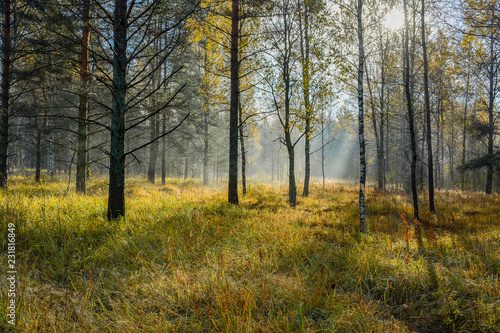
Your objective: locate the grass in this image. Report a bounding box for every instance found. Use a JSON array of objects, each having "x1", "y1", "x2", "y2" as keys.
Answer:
[{"x1": 0, "y1": 175, "x2": 499, "y2": 332}]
